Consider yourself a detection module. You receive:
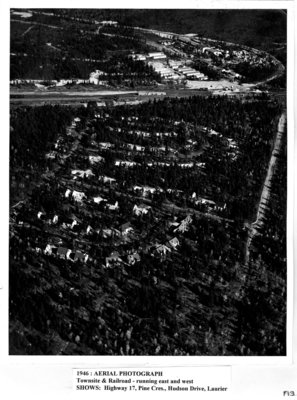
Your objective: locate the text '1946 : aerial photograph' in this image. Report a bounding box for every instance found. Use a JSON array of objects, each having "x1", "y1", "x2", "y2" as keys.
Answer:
[{"x1": 9, "y1": 9, "x2": 287, "y2": 356}]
